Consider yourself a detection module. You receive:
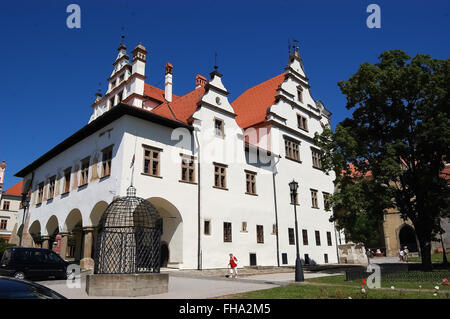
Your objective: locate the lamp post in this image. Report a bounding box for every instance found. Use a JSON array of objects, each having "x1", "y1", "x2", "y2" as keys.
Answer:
[
  {"x1": 19, "y1": 195, "x2": 30, "y2": 247},
  {"x1": 289, "y1": 179, "x2": 304, "y2": 282}
]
